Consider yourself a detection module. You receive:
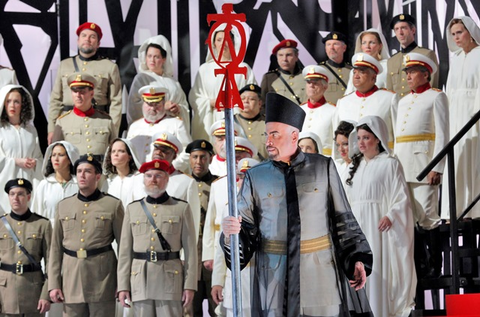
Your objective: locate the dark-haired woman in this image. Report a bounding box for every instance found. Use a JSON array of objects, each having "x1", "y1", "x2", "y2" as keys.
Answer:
[
  {"x1": 189, "y1": 24, "x2": 256, "y2": 140},
  {"x1": 346, "y1": 115, "x2": 416, "y2": 317},
  {"x1": 0, "y1": 85, "x2": 43, "y2": 212},
  {"x1": 32, "y1": 141, "x2": 79, "y2": 225},
  {"x1": 127, "y1": 35, "x2": 189, "y2": 130},
  {"x1": 102, "y1": 138, "x2": 142, "y2": 207},
  {"x1": 333, "y1": 120, "x2": 355, "y2": 187}
]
